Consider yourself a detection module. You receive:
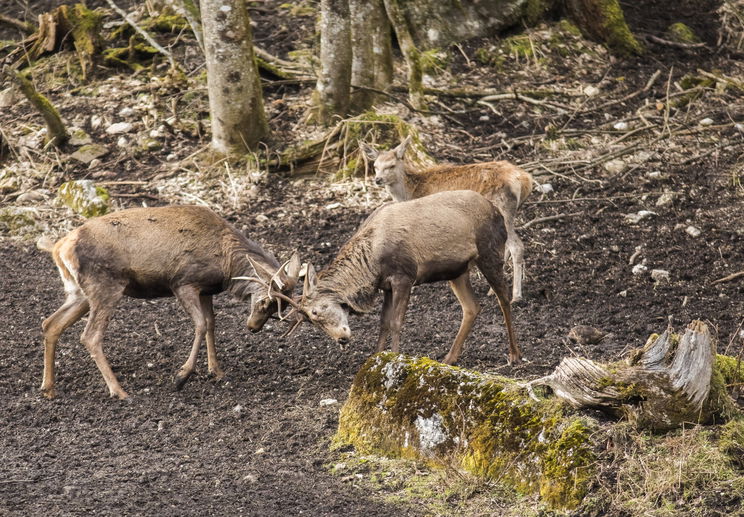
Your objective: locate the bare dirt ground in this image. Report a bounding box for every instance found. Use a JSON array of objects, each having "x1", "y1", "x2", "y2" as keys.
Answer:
[{"x1": 1, "y1": 0, "x2": 743, "y2": 515}]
